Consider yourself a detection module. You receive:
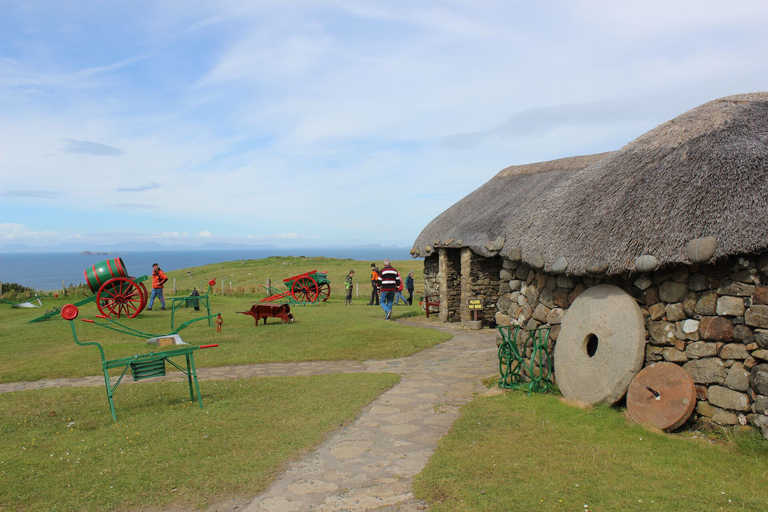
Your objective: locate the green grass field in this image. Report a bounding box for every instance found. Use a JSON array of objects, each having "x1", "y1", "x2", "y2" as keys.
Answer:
[
  {"x1": 413, "y1": 389, "x2": 768, "y2": 511},
  {"x1": 0, "y1": 257, "x2": 445, "y2": 383},
  {"x1": 0, "y1": 372, "x2": 400, "y2": 511}
]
